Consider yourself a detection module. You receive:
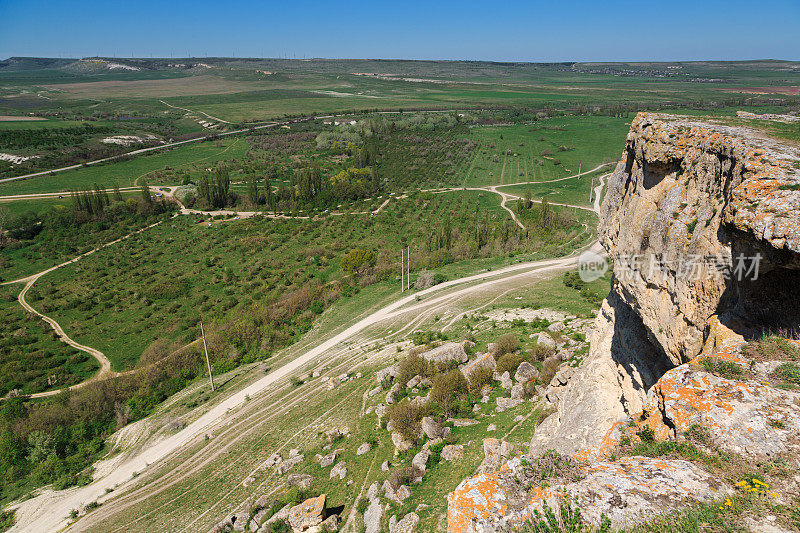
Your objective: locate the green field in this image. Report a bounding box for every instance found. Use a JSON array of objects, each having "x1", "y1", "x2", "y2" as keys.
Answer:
[
  {"x1": 0, "y1": 137, "x2": 248, "y2": 195},
  {"x1": 462, "y1": 116, "x2": 627, "y2": 188}
]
